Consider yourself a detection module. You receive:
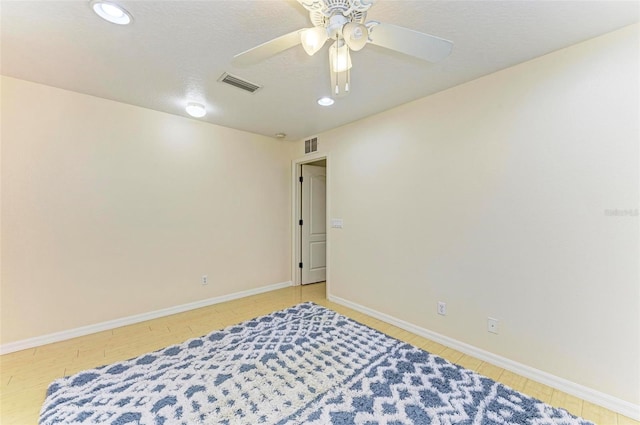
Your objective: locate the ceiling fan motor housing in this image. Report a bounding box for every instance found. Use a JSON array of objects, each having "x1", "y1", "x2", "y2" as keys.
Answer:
[
  {"x1": 298, "y1": 0, "x2": 372, "y2": 30},
  {"x1": 327, "y1": 14, "x2": 349, "y2": 39}
]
